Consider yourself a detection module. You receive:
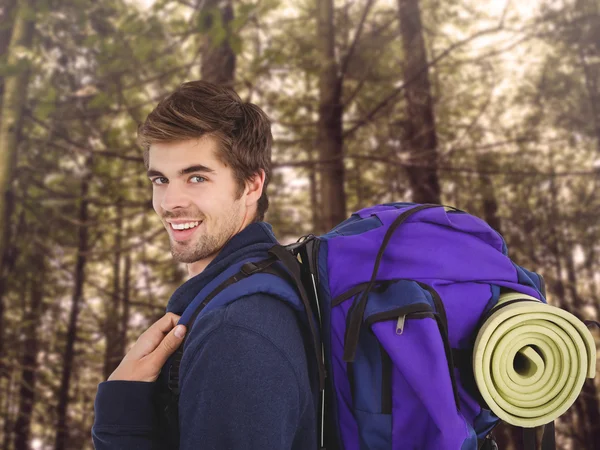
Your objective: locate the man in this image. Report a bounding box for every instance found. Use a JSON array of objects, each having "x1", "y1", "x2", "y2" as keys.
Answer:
[{"x1": 91, "y1": 81, "x2": 319, "y2": 449}]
